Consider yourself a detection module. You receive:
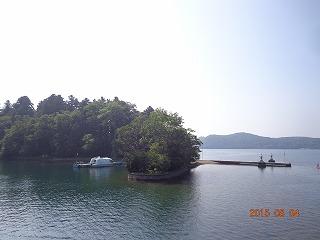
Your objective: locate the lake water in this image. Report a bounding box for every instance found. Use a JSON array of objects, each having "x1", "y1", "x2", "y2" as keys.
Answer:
[{"x1": 0, "y1": 149, "x2": 319, "y2": 240}]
